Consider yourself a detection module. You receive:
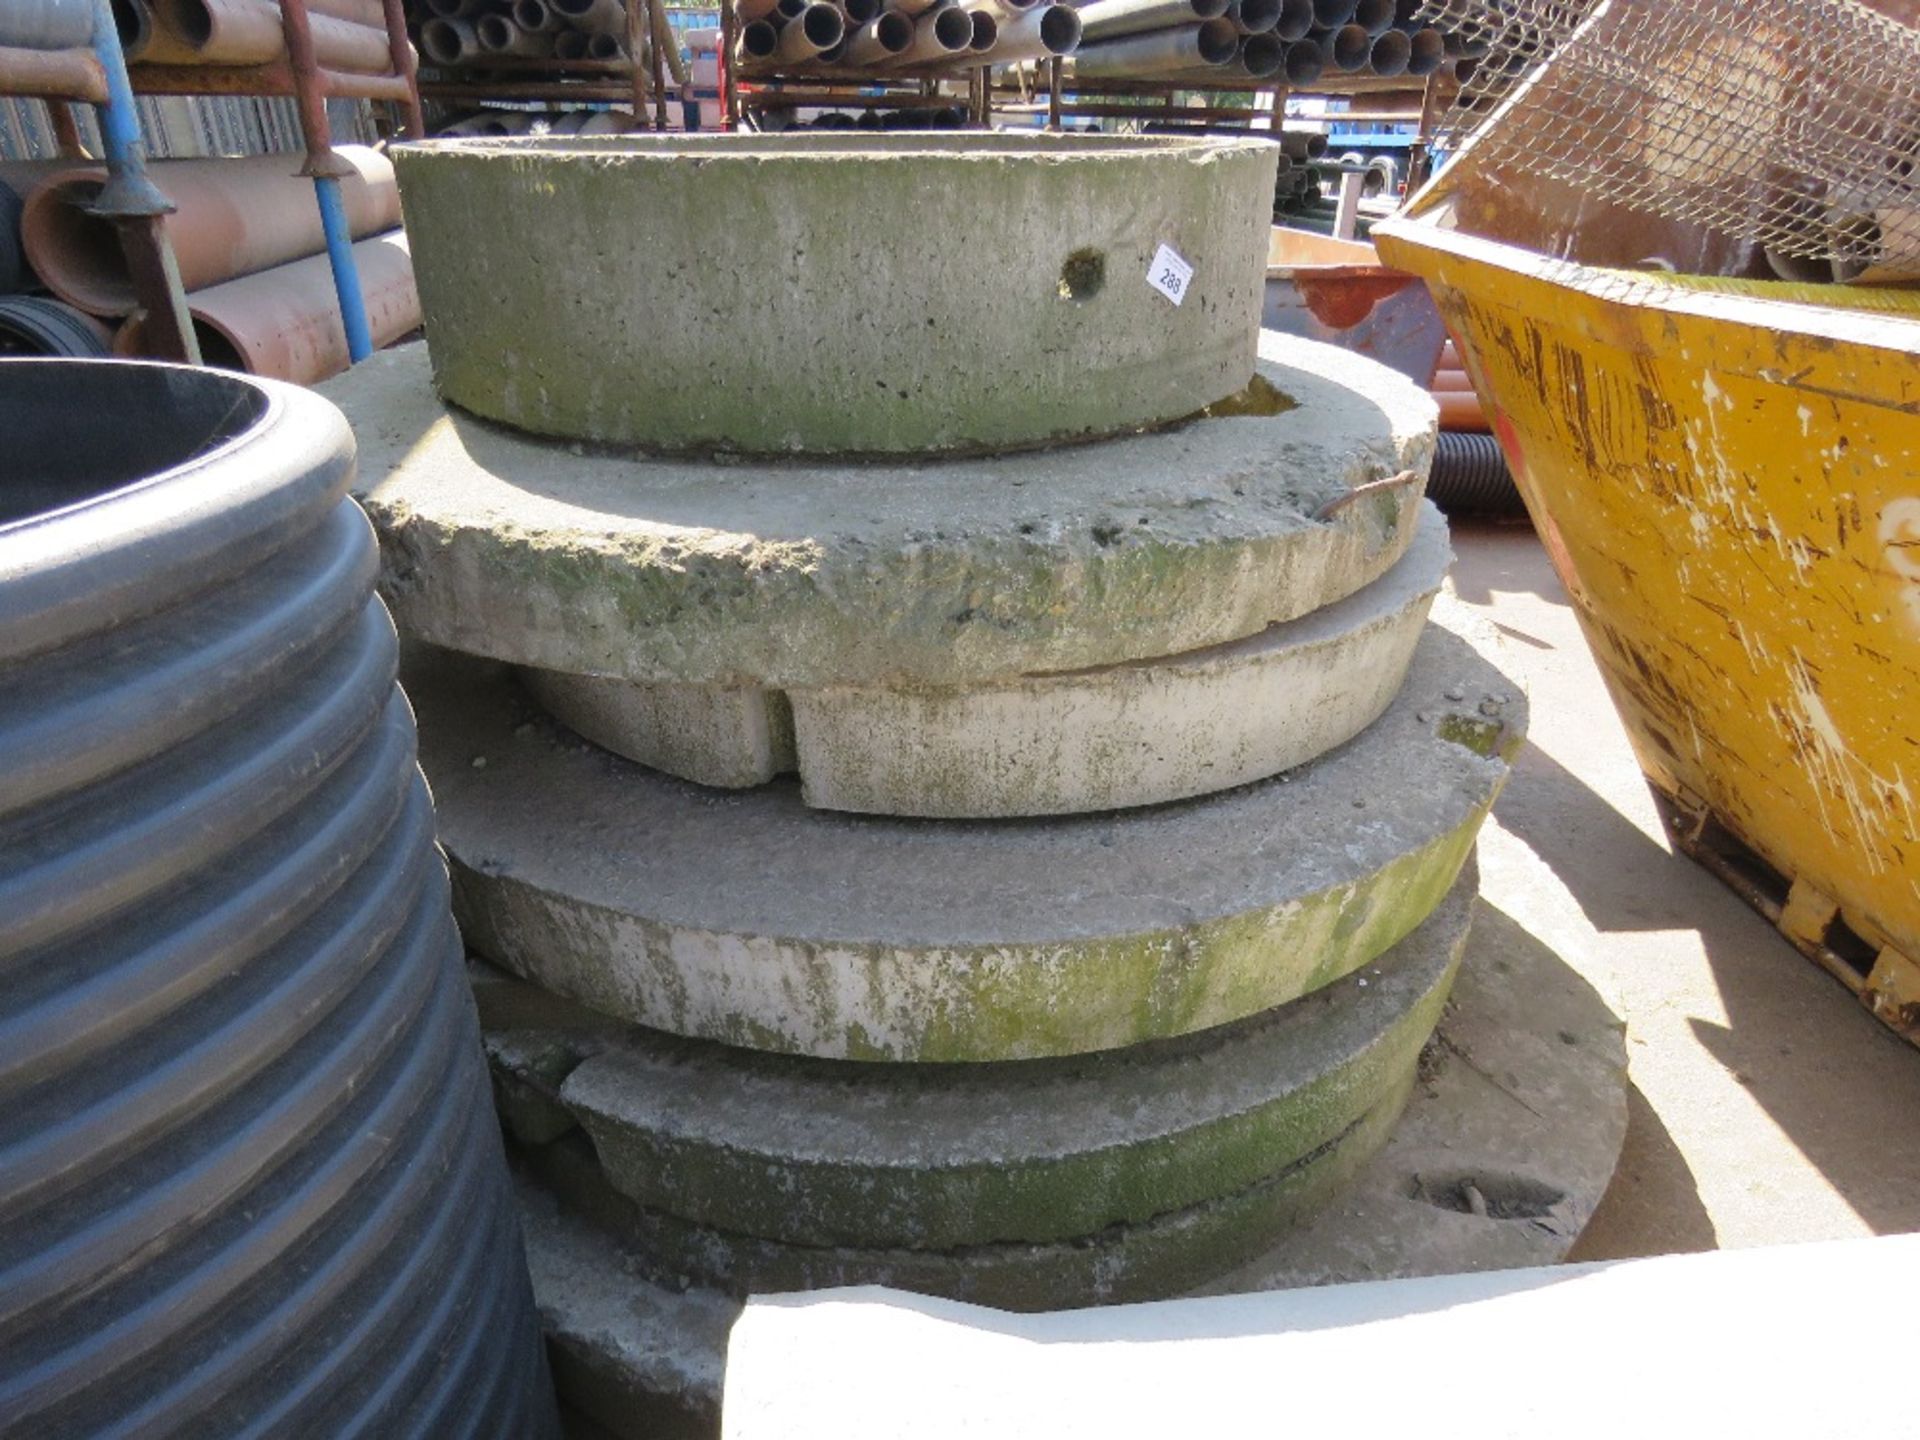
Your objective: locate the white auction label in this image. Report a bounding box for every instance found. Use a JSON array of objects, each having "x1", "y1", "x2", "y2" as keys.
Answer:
[{"x1": 1146, "y1": 243, "x2": 1194, "y2": 306}]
